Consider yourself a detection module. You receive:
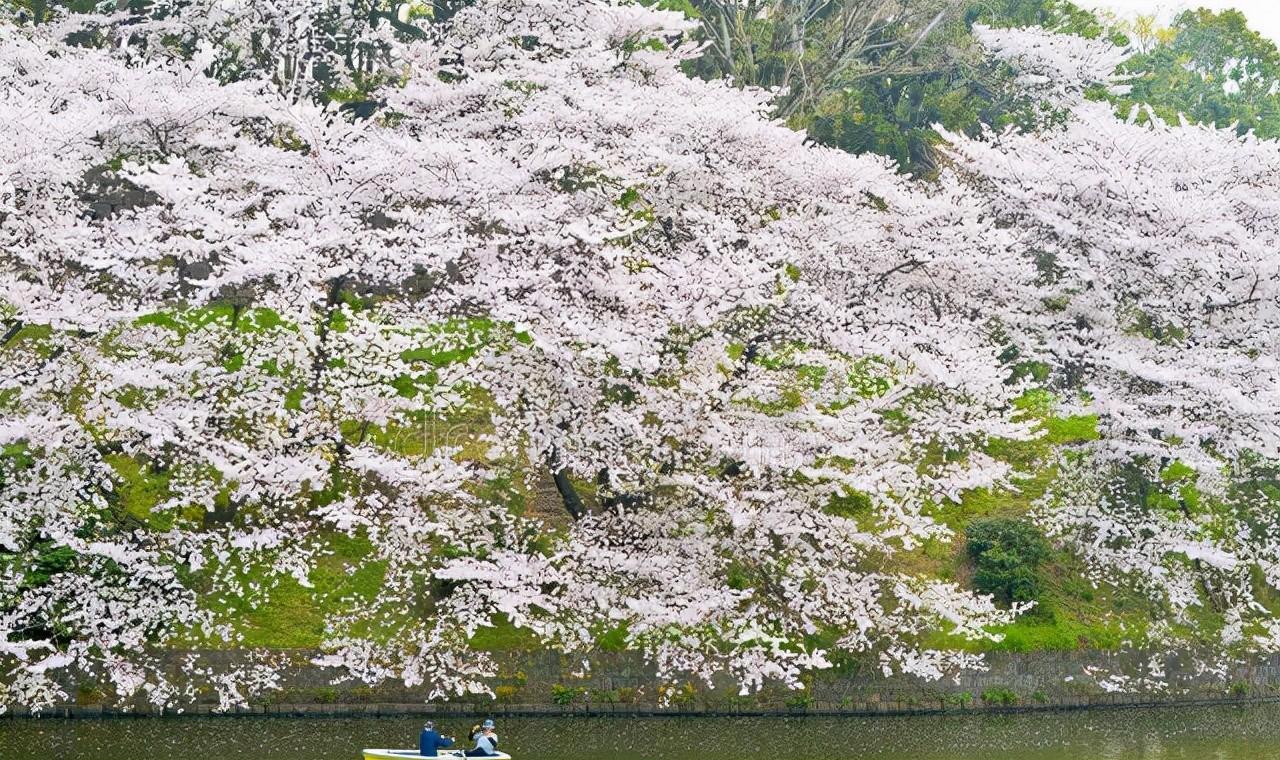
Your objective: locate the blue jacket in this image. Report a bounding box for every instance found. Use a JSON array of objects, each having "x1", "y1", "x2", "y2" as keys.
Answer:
[{"x1": 419, "y1": 728, "x2": 455, "y2": 757}]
